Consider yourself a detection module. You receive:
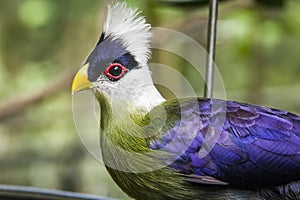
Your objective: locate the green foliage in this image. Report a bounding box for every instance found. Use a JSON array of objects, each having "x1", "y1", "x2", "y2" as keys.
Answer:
[
  {"x1": 18, "y1": 0, "x2": 55, "y2": 29},
  {"x1": 216, "y1": 1, "x2": 300, "y2": 110}
]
